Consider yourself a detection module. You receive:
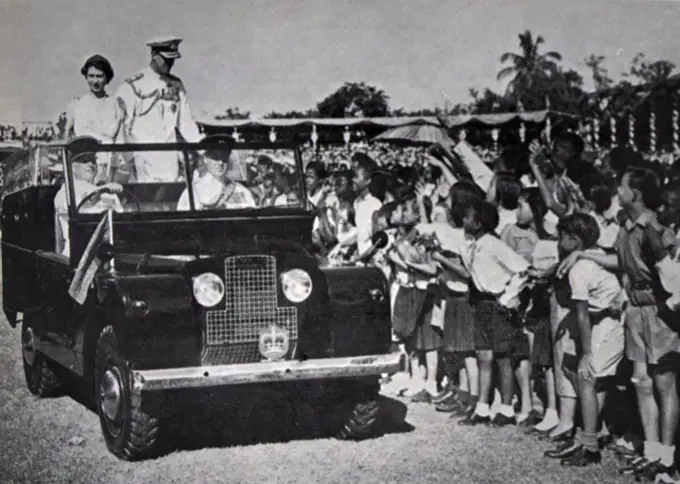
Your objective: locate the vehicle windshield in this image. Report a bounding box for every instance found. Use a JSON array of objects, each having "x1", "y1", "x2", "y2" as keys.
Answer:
[{"x1": 64, "y1": 144, "x2": 306, "y2": 214}]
